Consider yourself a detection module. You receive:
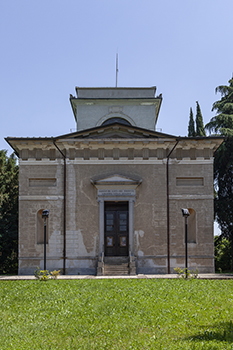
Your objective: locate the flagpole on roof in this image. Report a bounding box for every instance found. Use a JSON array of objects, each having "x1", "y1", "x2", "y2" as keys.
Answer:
[{"x1": 115, "y1": 53, "x2": 118, "y2": 88}]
